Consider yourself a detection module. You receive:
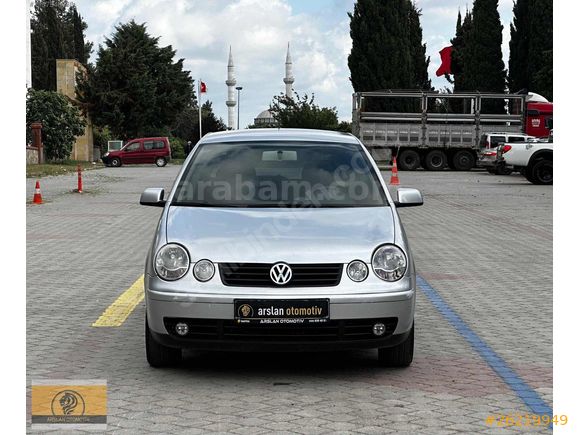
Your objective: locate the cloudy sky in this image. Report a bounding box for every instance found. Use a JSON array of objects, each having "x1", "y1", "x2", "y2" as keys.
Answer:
[{"x1": 73, "y1": 0, "x2": 515, "y2": 128}]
